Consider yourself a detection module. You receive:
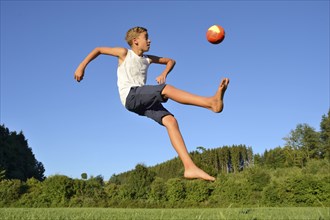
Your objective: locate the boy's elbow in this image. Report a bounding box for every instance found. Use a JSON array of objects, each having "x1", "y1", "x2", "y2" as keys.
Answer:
[
  {"x1": 92, "y1": 47, "x2": 102, "y2": 55},
  {"x1": 94, "y1": 47, "x2": 104, "y2": 53},
  {"x1": 170, "y1": 59, "x2": 176, "y2": 66}
]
